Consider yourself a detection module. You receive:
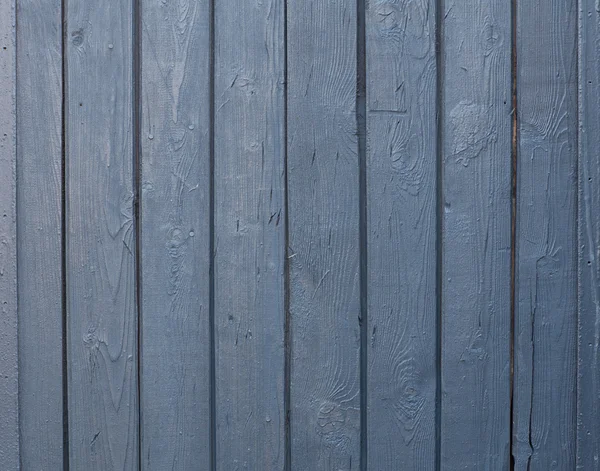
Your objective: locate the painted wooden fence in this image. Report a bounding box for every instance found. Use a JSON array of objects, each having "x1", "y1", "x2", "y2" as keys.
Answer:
[{"x1": 0, "y1": 0, "x2": 598, "y2": 469}]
